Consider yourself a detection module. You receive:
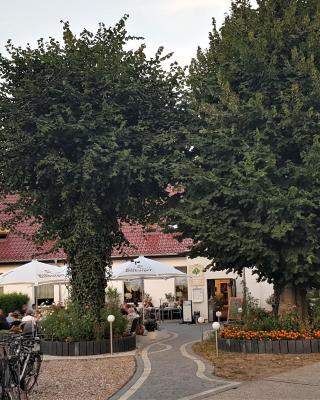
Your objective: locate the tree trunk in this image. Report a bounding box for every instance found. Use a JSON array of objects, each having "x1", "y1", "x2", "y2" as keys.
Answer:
[
  {"x1": 278, "y1": 285, "x2": 308, "y2": 319},
  {"x1": 64, "y1": 214, "x2": 114, "y2": 320}
]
